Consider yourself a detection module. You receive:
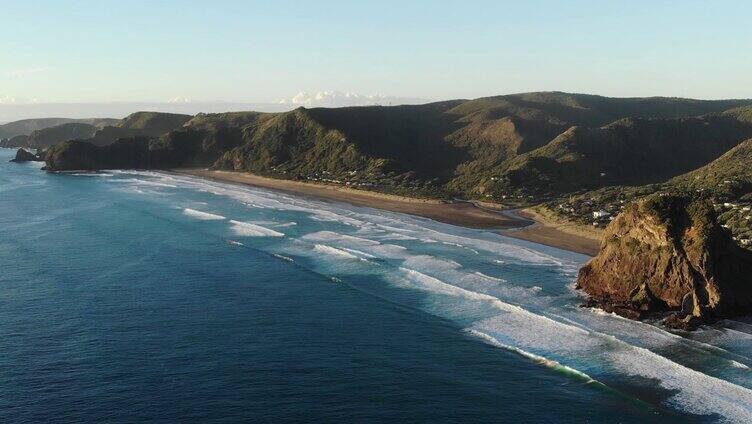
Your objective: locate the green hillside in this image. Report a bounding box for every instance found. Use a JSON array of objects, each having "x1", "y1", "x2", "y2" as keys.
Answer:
[
  {"x1": 26, "y1": 123, "x2": 98, "y2": 149},
  {"x1": 483, "y1": 114, "x2": 752, "y2": 199},
  {"x1": 542, "y1": 137, "x2": 752, "y2": 248},
  {"x1": 43, "y1": 92, "x2": 752, "y2": 202},
  {"x1": 89, "y1": 111, "x2": 193, "y2": 145},
  {"x1": 669, "y1": 138, "x2": 752, "y2": 197}
]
